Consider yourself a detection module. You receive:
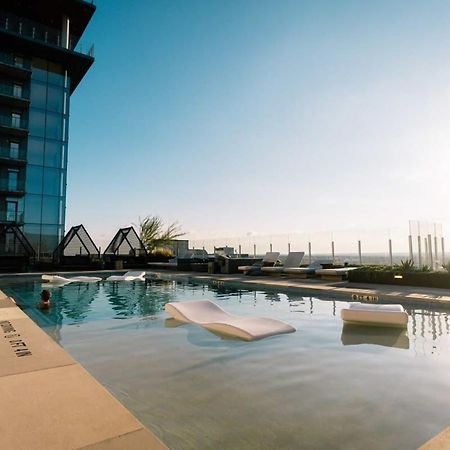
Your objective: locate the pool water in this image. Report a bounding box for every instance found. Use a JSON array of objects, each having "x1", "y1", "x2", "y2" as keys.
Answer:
[{"x1": 3, "y1": 275, "x2": 450, "y2": 450}]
